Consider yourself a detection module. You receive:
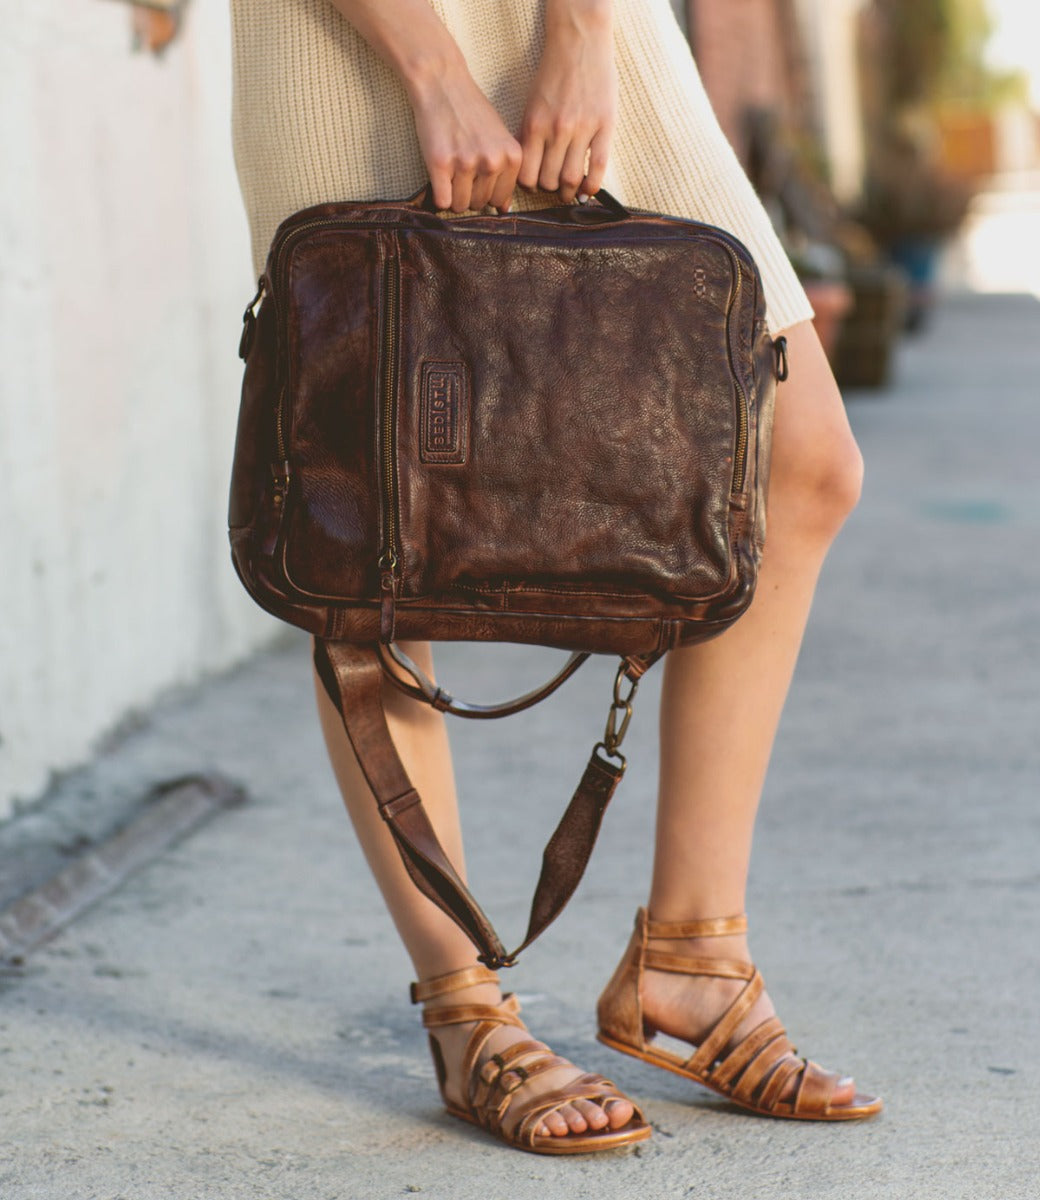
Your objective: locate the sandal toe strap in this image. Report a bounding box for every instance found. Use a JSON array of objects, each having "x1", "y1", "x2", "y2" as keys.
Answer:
[
  {"x1": 752, "y1": 1050, "x2": 805, "y2": 1111},
  {"x1": 711, "y1": 1026, "x2": 843, "y2": 1115},
  {"x1": 472, "y1": 1047, "x2": 641, "y2": 1147},
  {"x1": 512, "y1": 1073, "x2": 643, "y2": 1148},
  {"x1": 727, "y1": 1031, "x2": 798, "y2": 1106},
  {"x1": 702, "y1": 1014, "x2": 814, "y2": 1113},
  {"x1": 793, "y1": 1059, "x2": 844, "y2": 1115},
  {"x1": 708, "y1": 1016, "x2": 787, "y2": 1089}
]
